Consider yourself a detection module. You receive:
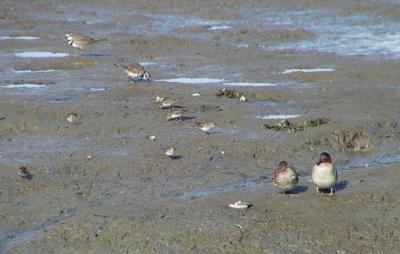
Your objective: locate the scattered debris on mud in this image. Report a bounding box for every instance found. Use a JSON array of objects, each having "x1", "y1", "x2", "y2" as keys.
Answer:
[
  {"x1": 216, "y1": 88, "x2": 247, "y2": 101},
  {"x1": 264, "y1": 118, "x2": 329, "y2": 131}
]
